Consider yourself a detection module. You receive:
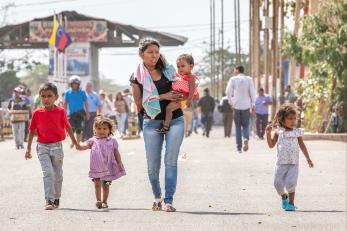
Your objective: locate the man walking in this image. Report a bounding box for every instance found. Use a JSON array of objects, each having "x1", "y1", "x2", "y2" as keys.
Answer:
[
  {"x1": 219, "y1": 93, "x2": 233, "y2": 138},
  {"x1": 83, "y1": 82, "x2": 102, "y2": 141},
  {"x1": 225, "y1": 66, "x2": 256, "y2": 153},
  {"x1": 255, "y1": 88, "x2": 272, "y2": 139},
  {"x1": 198, "y1": 88, "x2": 215, "y2": 138}
]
